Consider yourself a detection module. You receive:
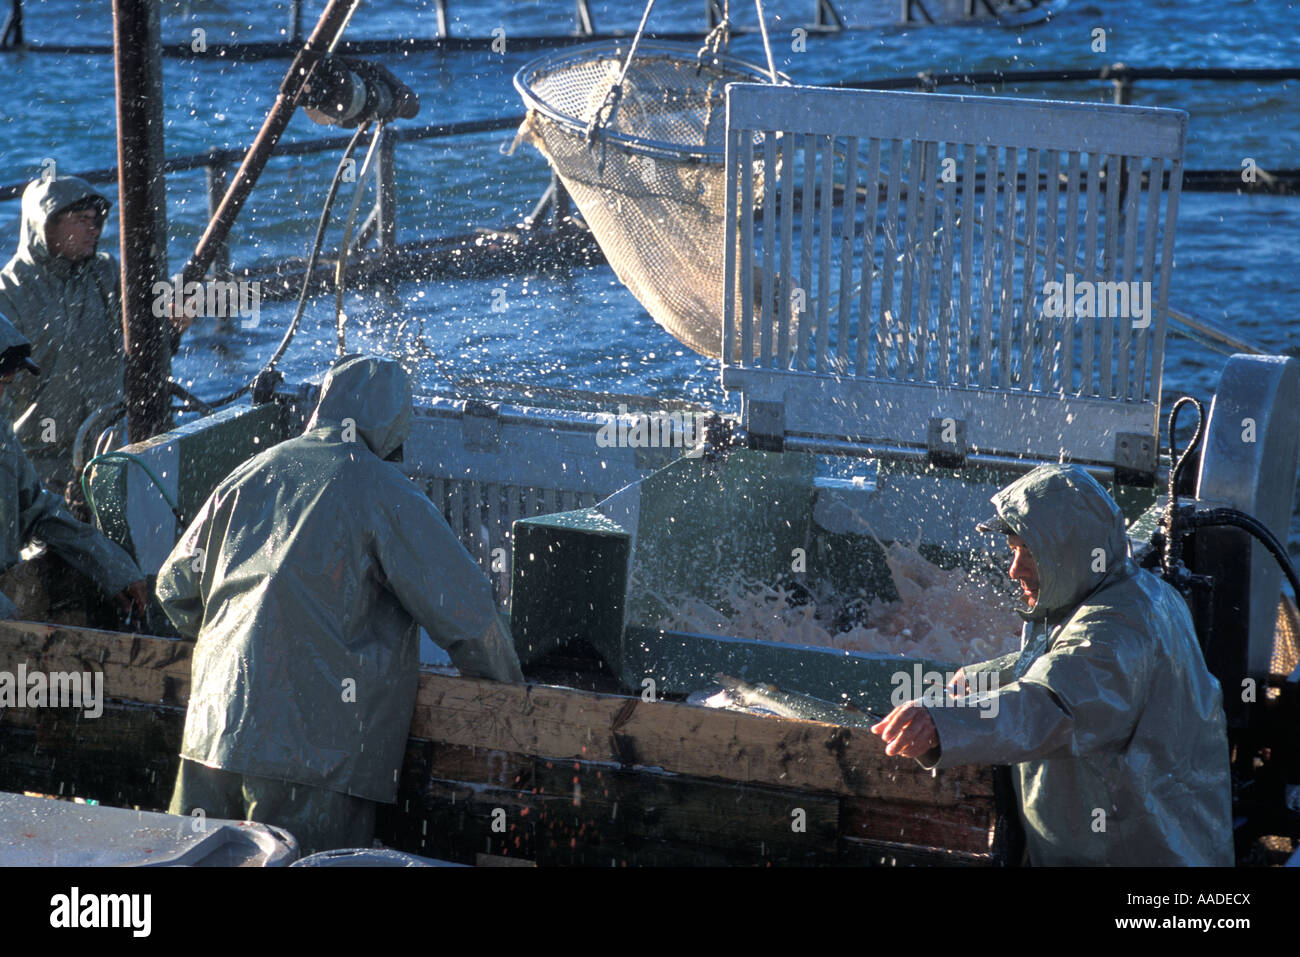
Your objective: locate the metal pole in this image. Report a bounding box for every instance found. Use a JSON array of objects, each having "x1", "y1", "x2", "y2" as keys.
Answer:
[
  {"x1": 288, "y1": 0, "x2": 303, "y2": 44},
  {"x1": 575, "y1": 0, "x2": 595, "y2": 35},
  {"x1": 377, "y1": 129, "x2": 397, "y2": 252},
  {"x1": 112, "y1": 0, "x2": 171, "y2": 443},
  {"x1": 205, "y1": 154, "x2": 231, "y2": 276},
  {"x1": 434, "y1": 0, "x2": 448, "y2": 38},
  {"x1": 181, "y1": 0, "x2": 359, "y2": 288}
]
